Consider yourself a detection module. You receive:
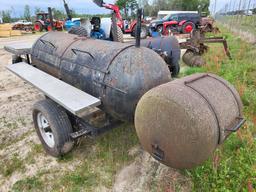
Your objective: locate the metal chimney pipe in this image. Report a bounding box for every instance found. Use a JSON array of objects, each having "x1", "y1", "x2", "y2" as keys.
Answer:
[
  {"x1": 136, "y1": 8, "x2": 143, "y2": 48},
  {"x1": 63, "y1": 0, "x2": 72, "y2": 20}
]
